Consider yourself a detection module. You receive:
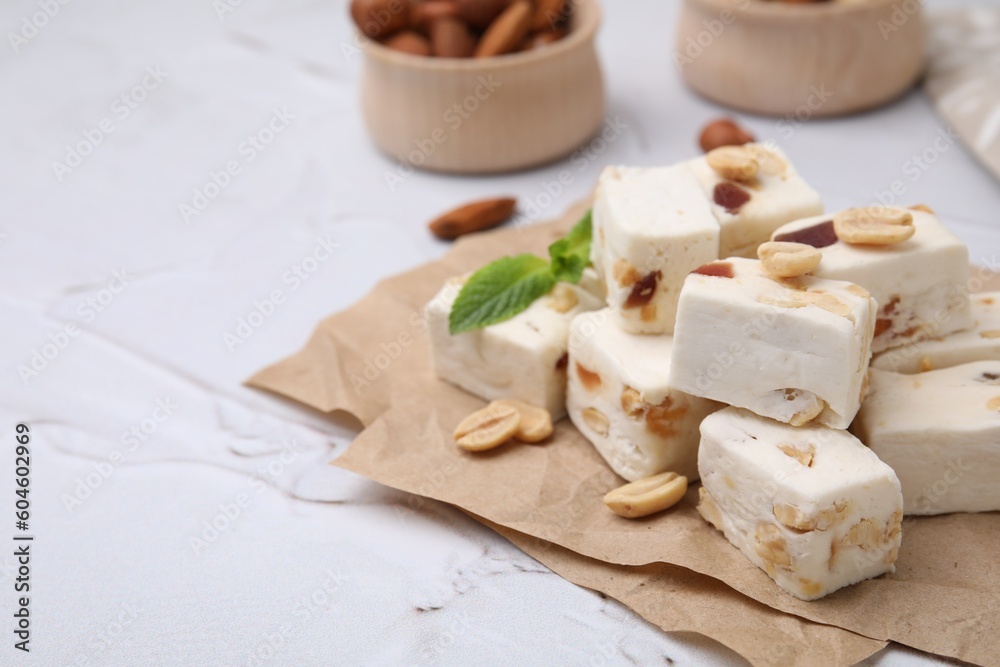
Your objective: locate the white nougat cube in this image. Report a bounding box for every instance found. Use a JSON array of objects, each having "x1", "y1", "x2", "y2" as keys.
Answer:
[
  {"x1": 688, "y1": 144, "x2": 824, "y2": 259},
  {"x1": 668, "y1": 258, "x2": 876, "y2": 429},
  {"x1": 698, "y1": 407, "x2": 903, "y2": 601},
  {"x1": 566, "y1": 310, "x2": 723, "y2": 482},
  {"x1": 854, "y1": 362, "x2": 1000, "y2": 516},
  {"x1": 592, "y1": 164, "x2": 720, "y2": 335},
  {"x1": 426, "y1": 278, "x2": 602, "y2": 417},
  {"x1": 771, "y1": 207, "x2": 972, "y2": 353},
  {"x1": 873, "y1": 292, "x2": 1000, "y2": 373}
]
